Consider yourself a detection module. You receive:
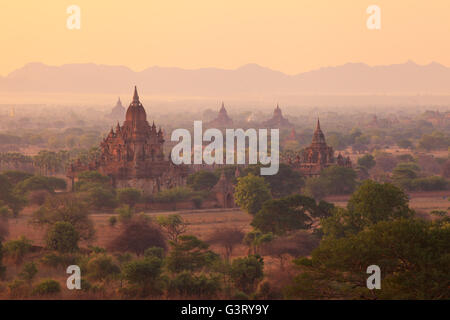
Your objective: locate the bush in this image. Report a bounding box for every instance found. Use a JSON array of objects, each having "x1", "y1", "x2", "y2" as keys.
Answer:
[
  {"x1": 144, "y1": 247, "x2": 165, "y2": 260},
  {"x1": 32, "y1": 279, "x2": 61, "y2": 296},
  {"x1": 154, "y1": 187, "x2": 193, "y2": 204},
  {"x1": 86, "y1": 254, "x2": 120, "y2": 281},
  {"x1": 109, "y1": 216, "x2": 118, "y2": 227},
  {"x1": 116, "y1": 205, "x2": 135, "y2": 223},
  {"x1": 19, "y1": 261, "x2": 38, "y2": 282},
  {"x1": 410, "y1": 176, "x2": 448, "y2": 191},
  {"x1": 3, "y1": 236, "x2": 33, "y2": 264},
  {"x1": 122, "y1": 257, "x2": 165, "y2": 297},
  {"x1": 230, "y1": 255, "x2": 264, "y2": 294},
  {"x1": 46, "y1": 222, "x2": 79, "y2": 253},
  {"x1": 168, "y1": 271, "x2": 221, "y2": 298},
  {"x1": 8, "y1": 279, "x2": 29, "y2": 298},
  {"x1": 40, "y1": 253, "x2": 79, "y2": 269}
]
